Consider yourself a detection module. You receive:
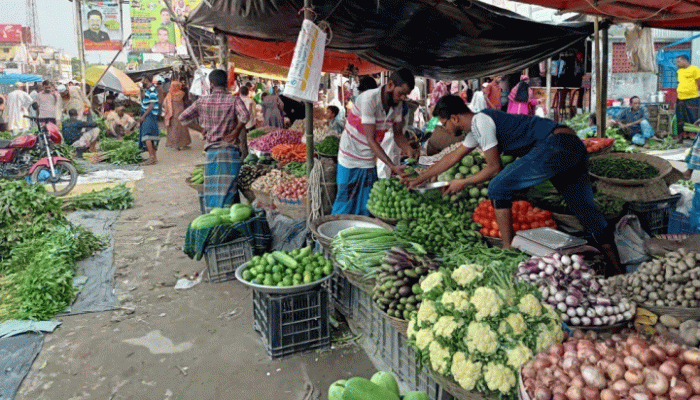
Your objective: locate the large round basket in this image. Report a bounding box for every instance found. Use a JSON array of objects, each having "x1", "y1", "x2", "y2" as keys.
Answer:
[
  {"x1": 369, "y1": 213, "x2": 399, "y2": 226},
  {"x1": 595, "y1": 178, "x2": 670, "y2": 202},
  {"x1": 430, "y1": 372, "x2": 490, "y2": 400},
  {"x1": 185, "y1": 177, "x2": 203, "y2": 193},
  {"x1": 377, "y1": 306, "x2": 409, "y2": 336},
  {"x1": 252, "y1": 189, "x2": 273, "y2": 208},
  {"x1": 309, "y1": 215, "x2": 395, "y2": 251},
  {"x1": 342, "y1": 269, "x2": 375, "y2": 294},
  {"x1": 589, "y1": 153, "x2": 673, "y2": 186},
  {"x1": 642, "y1": 304, "x2": 700, "y2": 322},
  {"x1": 589, "y1": 145, "x2": 613, "y2": 158},
  {"x1": 274, "y1": 196, "x2": 308, "y2": 220}
]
